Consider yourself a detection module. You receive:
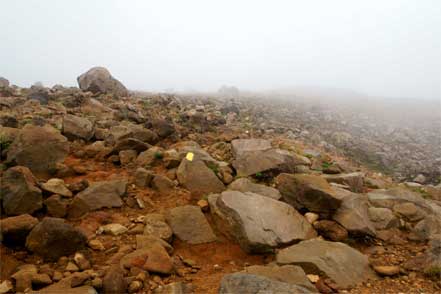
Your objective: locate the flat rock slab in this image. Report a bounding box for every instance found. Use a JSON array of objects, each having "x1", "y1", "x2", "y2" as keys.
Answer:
[
  {"x1": 120, "y1": 243, "x2": 173, "y2": 274},
  {"x1": 219, "y1": 273, "x2": 313, "y2": 294},
  {"x1": 68, "y1": 180, "x2": 127, "y2": 218},
  {"x1": 216, "y1": 191, "x2": 316, "y2": 253},
  {"x1": 323, "y1": 172, "x2": 364, "y2": 193},
  {"x1": 166, "y1": 205, "x2": 217, "y2": 244},
  {"x1": 231, "y1": 139, "x2": 272, "y2": 157},
  {"x1": 276, "y1": 239, "x2": 375, "y2": 289},
  {"x1": 228, "y1": 178, "x2": 281, "y2": 200},
  {"x1": 242, "y1": 265, "x2": 317, "y2": 292},
  {"x1": 276, "y1": 173, "x2": 343, "y2": 216}
]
